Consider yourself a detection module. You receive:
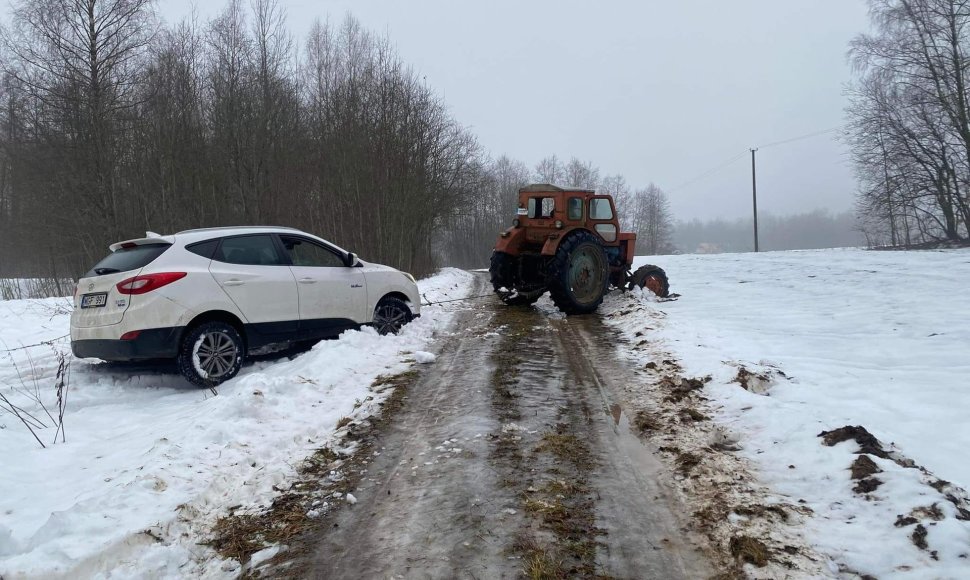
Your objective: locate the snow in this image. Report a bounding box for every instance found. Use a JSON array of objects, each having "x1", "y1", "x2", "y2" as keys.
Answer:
[
  {"x1": 413, "y1": 351, "x2": 436, "y2": 364},
  {"x1": 0, "y1": 268, "x2": 474, "y2": 579},
  {"x1": 604, "y1": 248, "x2": 970, "y2": 578}
]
